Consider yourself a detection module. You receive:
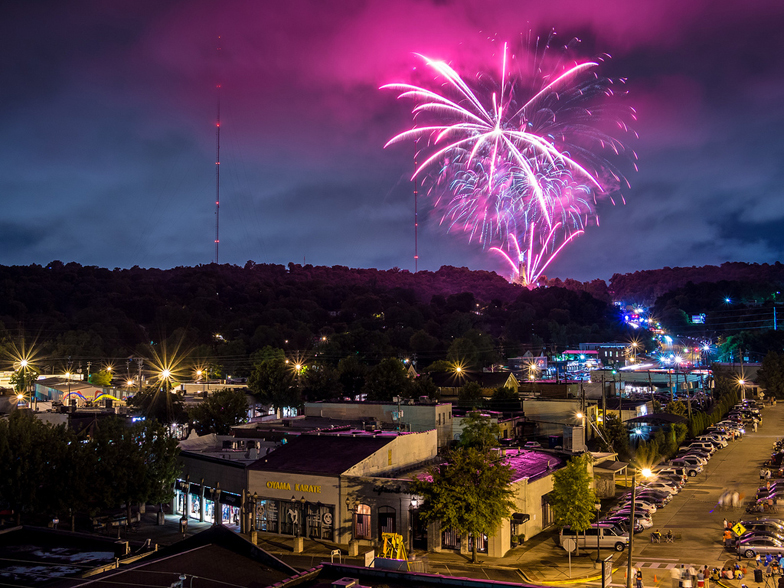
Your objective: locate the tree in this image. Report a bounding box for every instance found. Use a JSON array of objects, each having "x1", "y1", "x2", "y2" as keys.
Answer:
[
  {"x1": 757, "y1": 351, "x2": 784, "y2": 399},
  {"x1": 665, "y1": 400, "x2": 687, "y2": 417},
  {"x1": 549, "y1": 453, "x2": 596, "y2": 553},
  {"x1": 9, "y1": 366, "x2": 40, "y2": 394},
  {"x1": 411, "y1": 447, "x2": 515, "y2": 563},
  {"x1": 458, "y1": 381, "x2": 483, "y2": 409},
  {"x1": 447, "y1": 337, "x2": 480, "y2": 369},
  {"x1": 337, "y1": 356, "x2": 368, "y2": 398},
  {"x1": 128, "y1": 385, "x2": 186, "y2": 424},
  {"x1": 362, "y1": 358, "x2": 412, "y2": 401},
  {"x1": 489, "y1": 386, "x2": 519, "y2": 410},
  {"x1": 412, "y1": 375, "x2": 439, "y2": 400},
  {"x1": 90, "y1": 417, "x2": 179, "y2": 526},
  {"x1": 459, "y1": 411, "x2": 500, "y2": 451},
  {"x1": 188, "y1": 389, "x2": 248, "y2": 435},
  {"x1": 302, "y1": 363, "x2": 344, "y2": 401},
  {"x1": 88, "y1": 369, "x2": 112, "y2": 387},
  {"x1": 596, "y1": 414, "x2": 630, "y2": 461},
  {"x1": 248, "y1": 356, "x2": 299, "y2": 411}
]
